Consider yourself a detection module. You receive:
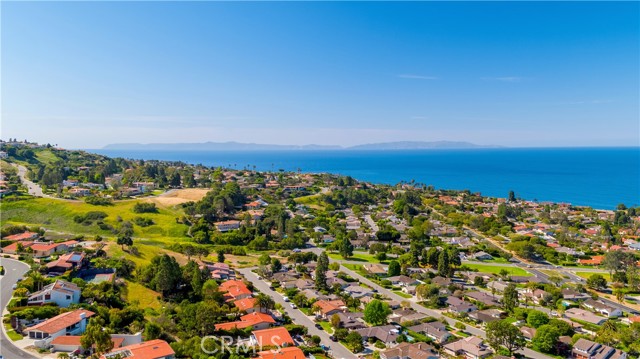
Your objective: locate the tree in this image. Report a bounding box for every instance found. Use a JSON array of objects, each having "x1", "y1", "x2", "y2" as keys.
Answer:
[
  {"x1": 116, "y1": 234, "x2": 133, "y2": 250},
  {"x1": 527, "y1": 310, "x2": 550, "y2": 328},
  {"x1": 315, "y1": 252, "x2": 329, "y2": 290},
  {"x1": 503, "y1": 283, "x2": 519, "y2": 313},
  {"x1": 255, "y1": 293, "x2": 275, "y2": 313},
  {"x1": 57, "y1": 353, "x2": 70, "y2": 359},
  {"x1": 363, "y1": 299, "x2": 391, "y2": 326},
  {"x1": 258, "y1": 253, "x2": 271, "y2": 266},
  {"x1": 339, "y1": 239, "x2": 354, "y2": 259},
  {"x1": 345, "y1": 331, "x2": 364, "y2": 353},
  {"x1": 548, "y1": 274, "x2": 564, "y2": 287},
  {"x1": 425, "y1": 247, "x2": 439, "y2": 268},
  {"x1": 437, "y1": 250, "x2": 450, "y2": 277},
  {"x1": 331, "y1": 313, "x2": 341, "y2": 329},
  {"x1": 217, "y1": 251, "x2": 225, "y2": 263},
  {"x1": 486, "y1": 319, "x2": 526, "y2": 355},
  {"x1": 271, "y1": 258, "x2": 282, "y2": 273},
  {"x1": 388, "y1": 260, "x2": 401, "y2": 276},
  {"x1": 508, "y1": 190, "x2": 516, "y2": 202},
  {"x1": 144, "y1": 322, "x2": 162, "y2": 340},
  {"x1": 81, "y1": 317, "x2": 114, "y2": 357},
  {"x1": 531, "y1": 324, "x2": 559, "y2": 353},
  {"x1": 587, "y1": 274, "x2": 608, "y2": 291}
]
